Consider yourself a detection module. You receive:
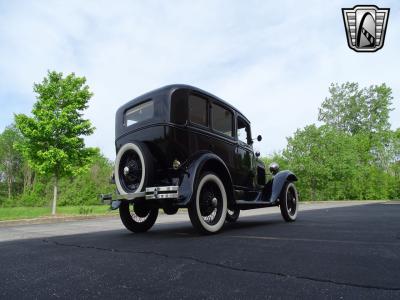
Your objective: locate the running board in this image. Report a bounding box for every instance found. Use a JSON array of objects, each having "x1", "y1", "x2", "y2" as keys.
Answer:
[
  {"x1": 236, "y1": 200, "x2": 279, "y2": 210},
  {"x1": 236, "y1": 200, "x2": 277, "y2": 205}
]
